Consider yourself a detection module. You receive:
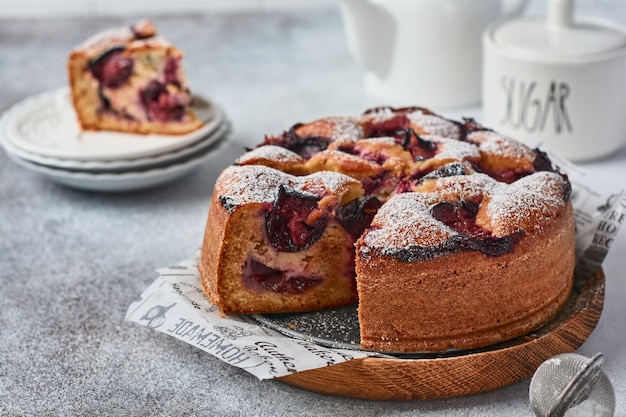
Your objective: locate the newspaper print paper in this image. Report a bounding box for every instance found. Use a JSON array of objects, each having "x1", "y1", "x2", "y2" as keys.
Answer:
[
  {"x1": 126, "y1": 257, "x2": 377, "y2": 379},
  {"x1": 547, "y1": 151, "x2": 626, "y2": 286}
]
